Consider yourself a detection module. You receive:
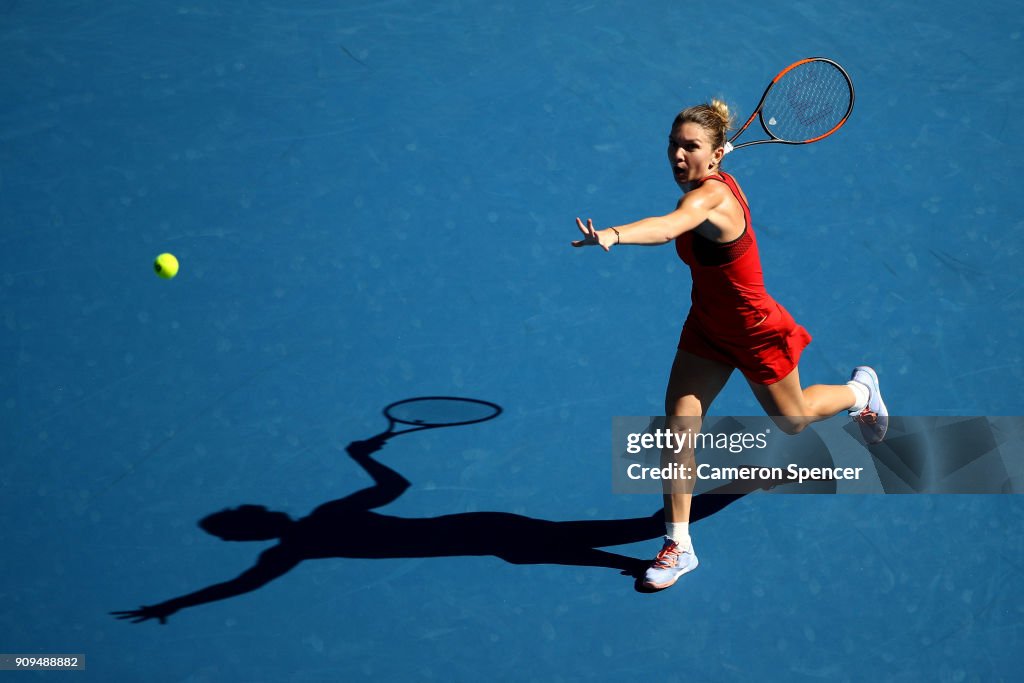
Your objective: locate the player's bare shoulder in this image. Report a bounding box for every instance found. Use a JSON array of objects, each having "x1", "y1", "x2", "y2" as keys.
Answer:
[
  {"x1": 679, "y1": 181, "x2": 729, "y2": 210},
  {"x1": 682, "y1": 178, "x2": 730, "y2": 211},
  {"x1": 696, "y1": 177, "x2": 744, "y2": 240}
]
